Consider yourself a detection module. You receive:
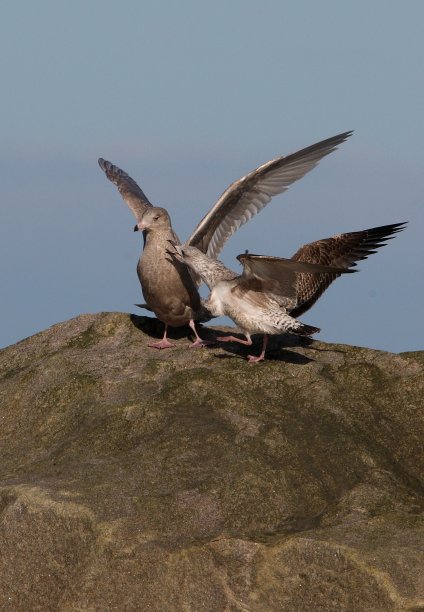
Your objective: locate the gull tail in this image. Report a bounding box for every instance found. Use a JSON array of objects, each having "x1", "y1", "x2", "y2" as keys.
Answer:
[
  {"x1": 134, "y1": 303, "x2": 153, "y2": 312},
  {"x1": 292, "y1": 321, "x2": 320, "y2": 337}
]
